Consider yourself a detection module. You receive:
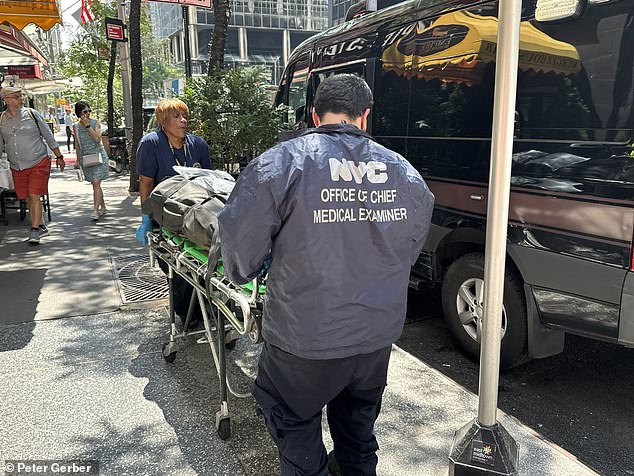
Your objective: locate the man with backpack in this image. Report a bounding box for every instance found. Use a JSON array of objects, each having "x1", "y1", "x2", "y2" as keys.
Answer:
[{"x1": 0, "y1": 86, "x2": 65, "y2": 243}]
